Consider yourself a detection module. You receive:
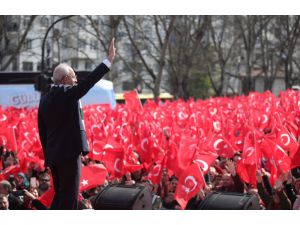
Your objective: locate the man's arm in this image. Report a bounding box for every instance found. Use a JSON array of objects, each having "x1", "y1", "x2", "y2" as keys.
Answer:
[
  {"x1": 65, "y1": 38, "x2": 116, "y2": 101},
  {"x1": 256, "y1": 170, "x2": 272, "y2": 207}
]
